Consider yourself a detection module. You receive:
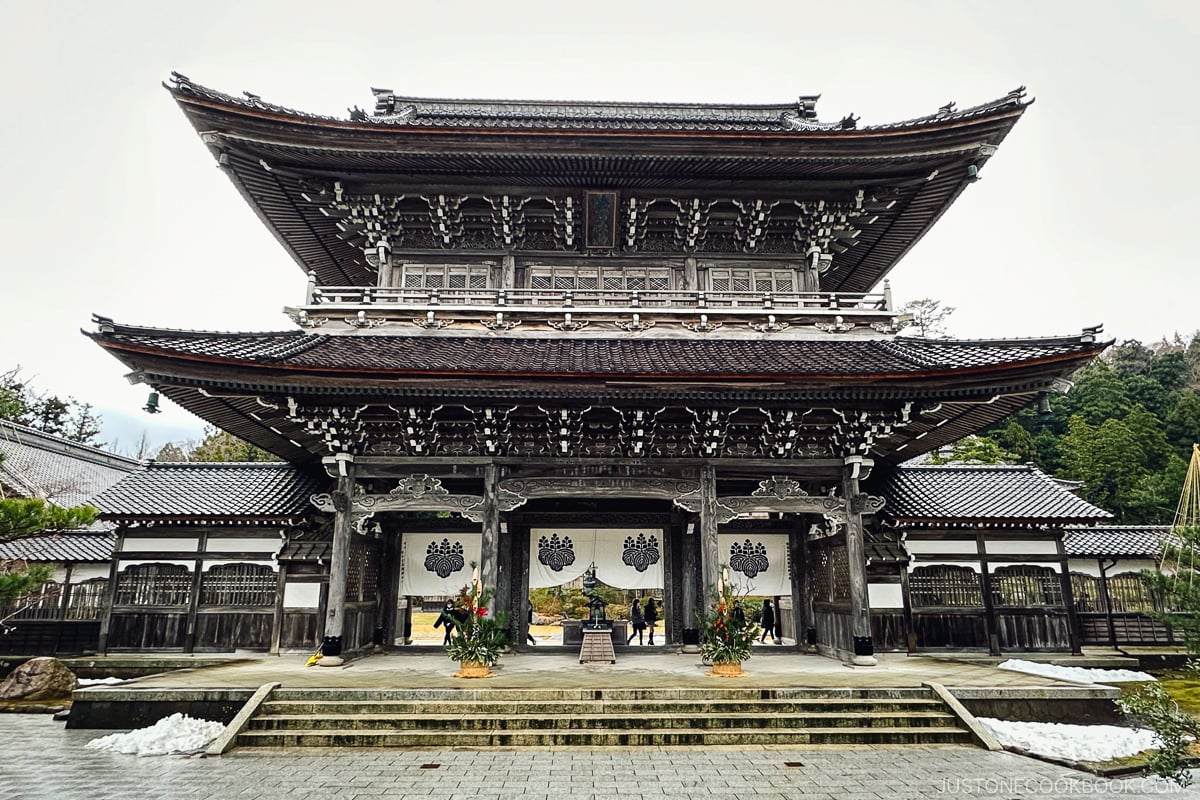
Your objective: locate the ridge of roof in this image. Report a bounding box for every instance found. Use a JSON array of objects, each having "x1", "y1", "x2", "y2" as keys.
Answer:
[
  {"x1": 0, "y1": 419, "x2": 141, "y2": 471},
  {"x1": 165, "y1": 72, "x2": 1029, "y2": 134}
]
